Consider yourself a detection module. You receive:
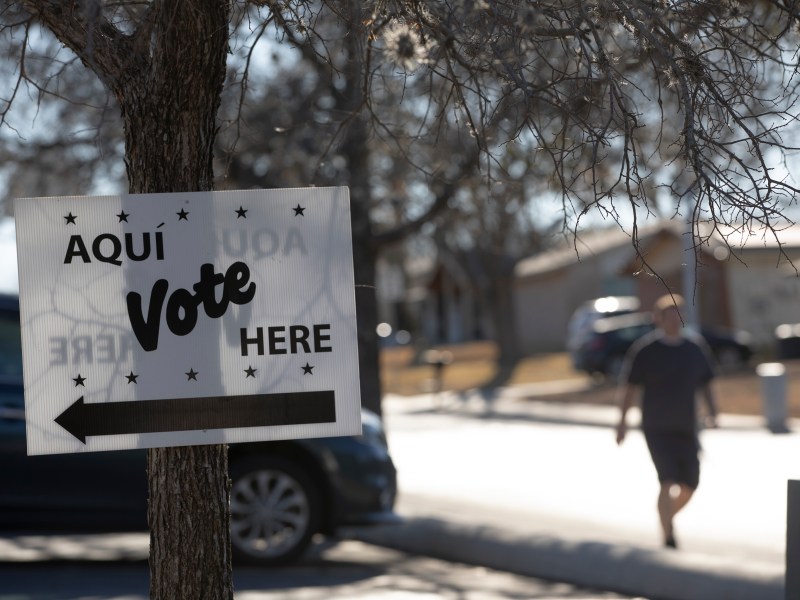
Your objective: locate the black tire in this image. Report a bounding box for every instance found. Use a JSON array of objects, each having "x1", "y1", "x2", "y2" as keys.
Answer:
[{"x1": 229, "y1": 455, "x2": 322, "y2": 566}]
